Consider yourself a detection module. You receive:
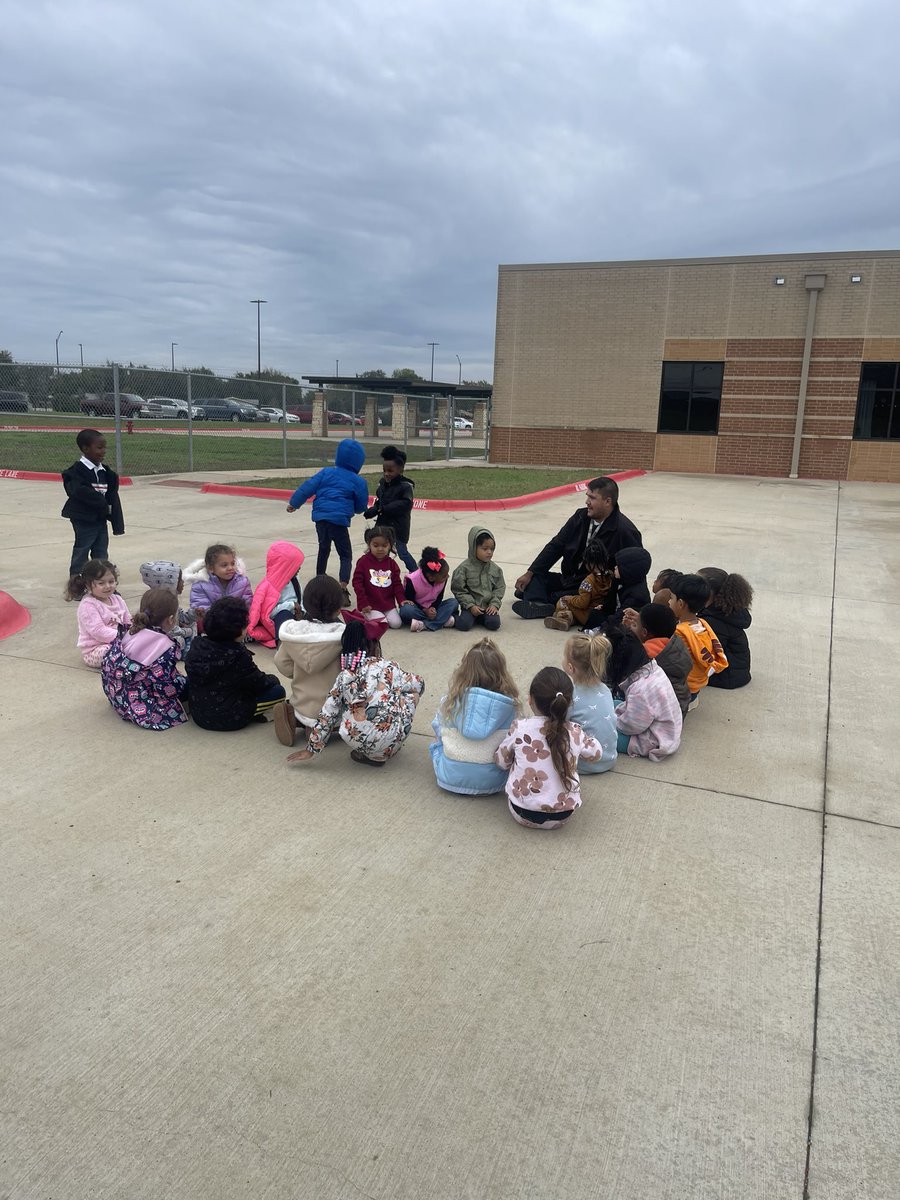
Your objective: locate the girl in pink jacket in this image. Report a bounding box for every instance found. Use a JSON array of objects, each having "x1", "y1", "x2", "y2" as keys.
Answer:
[
  {"x1": 605, "y1": 626, "x2": 682, "y2": 761},
  {"x1": 64, "y1": 559, "x2": 131, "y2": 668}
]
